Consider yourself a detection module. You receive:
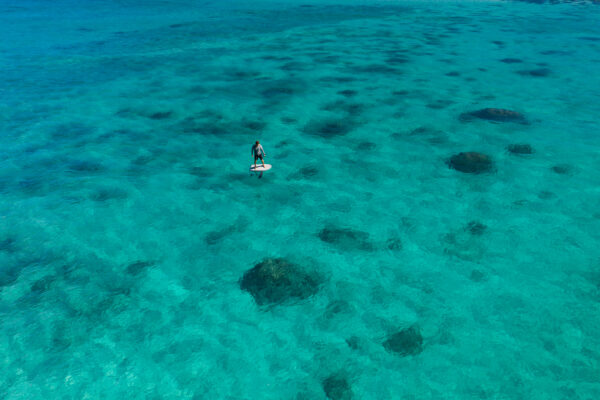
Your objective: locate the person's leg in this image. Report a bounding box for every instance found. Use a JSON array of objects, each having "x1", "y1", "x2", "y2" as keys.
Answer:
[
  {"x1": 261, "y1": 155, "x2": 265, "y2": 167},
  {"x1": 254, "y1": 155, "x2": 257, "y2": 167}
]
